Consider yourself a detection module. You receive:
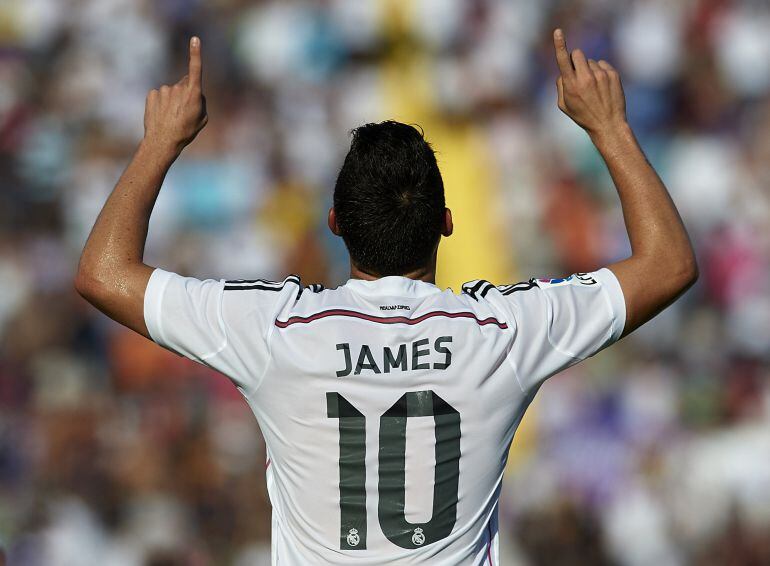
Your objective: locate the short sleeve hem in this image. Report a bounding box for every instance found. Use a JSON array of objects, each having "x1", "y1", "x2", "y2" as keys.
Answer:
[
  {"x1": 593, "y1": 267, "x2": 626, "y2": 343},
  {"x1": 143, "y1": 268, "x2": 174, "y2": 348}
]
